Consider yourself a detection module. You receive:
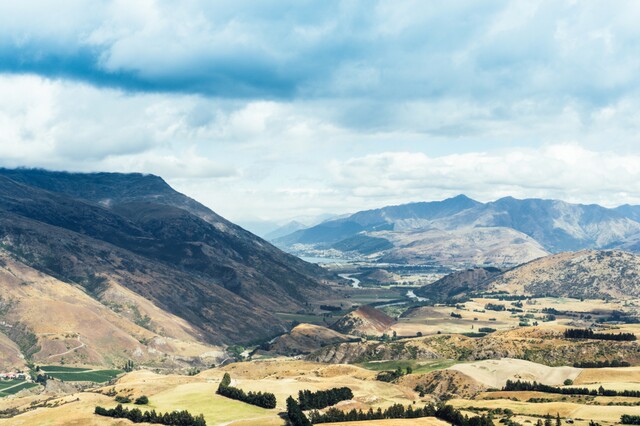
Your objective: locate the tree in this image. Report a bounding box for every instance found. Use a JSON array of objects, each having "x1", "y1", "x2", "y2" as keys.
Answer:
[
  {"x1": 134, "y1": 395, "x2": 149, "y2": 405},
  {"x1": 287, "y1": 396, "x2": 311, "y2": 426},
  {"x1": 556, "y1": 412, "x2": 562, "y2": 426},
  {"x1": 544, "y1": 414, "x2": 553, "y2": 426}
]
